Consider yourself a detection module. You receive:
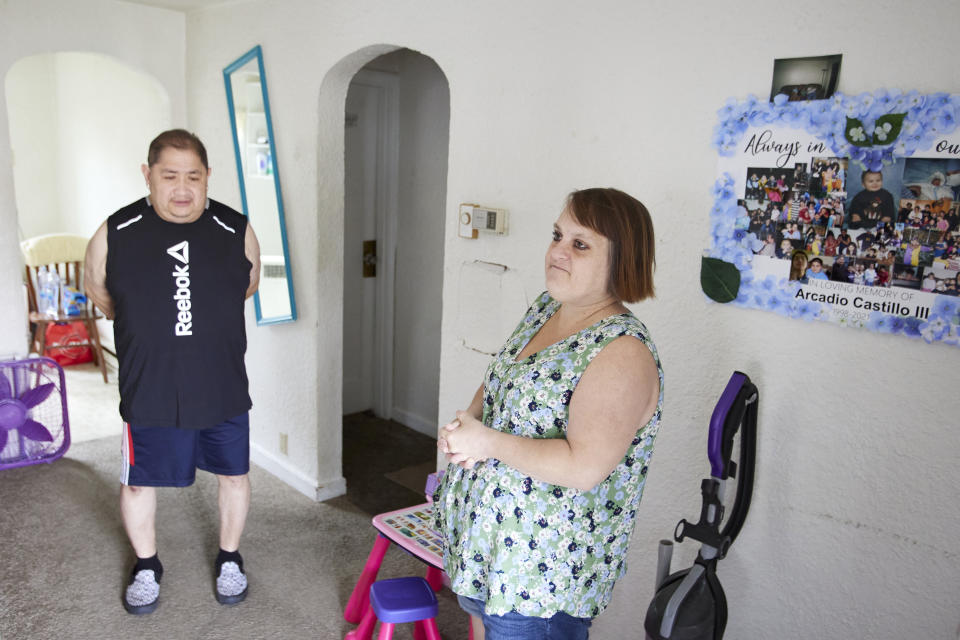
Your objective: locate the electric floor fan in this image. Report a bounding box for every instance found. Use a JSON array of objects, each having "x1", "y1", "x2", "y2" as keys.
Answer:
[
  {"x1": 644, "y1": 371, "x2": 758, "y2": 640},
  {"x1": 0, "y1": 357, "x2": 70, "y2": 471}
]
